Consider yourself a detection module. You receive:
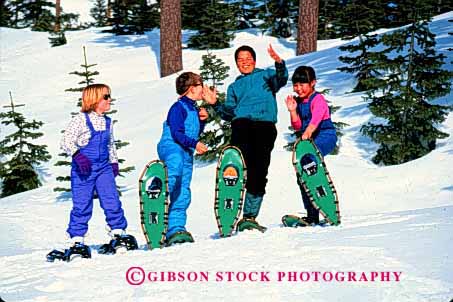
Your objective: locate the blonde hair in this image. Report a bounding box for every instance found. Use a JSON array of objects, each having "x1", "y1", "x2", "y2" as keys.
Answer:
[{"x1": 81, "y1": 84, "x2": 111, "y2": 113}]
